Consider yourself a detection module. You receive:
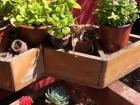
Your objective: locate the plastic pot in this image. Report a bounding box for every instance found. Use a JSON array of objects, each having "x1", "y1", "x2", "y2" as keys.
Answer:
[{"x1": 100, "y1": 24, "x2": 131, "y2": 52}]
